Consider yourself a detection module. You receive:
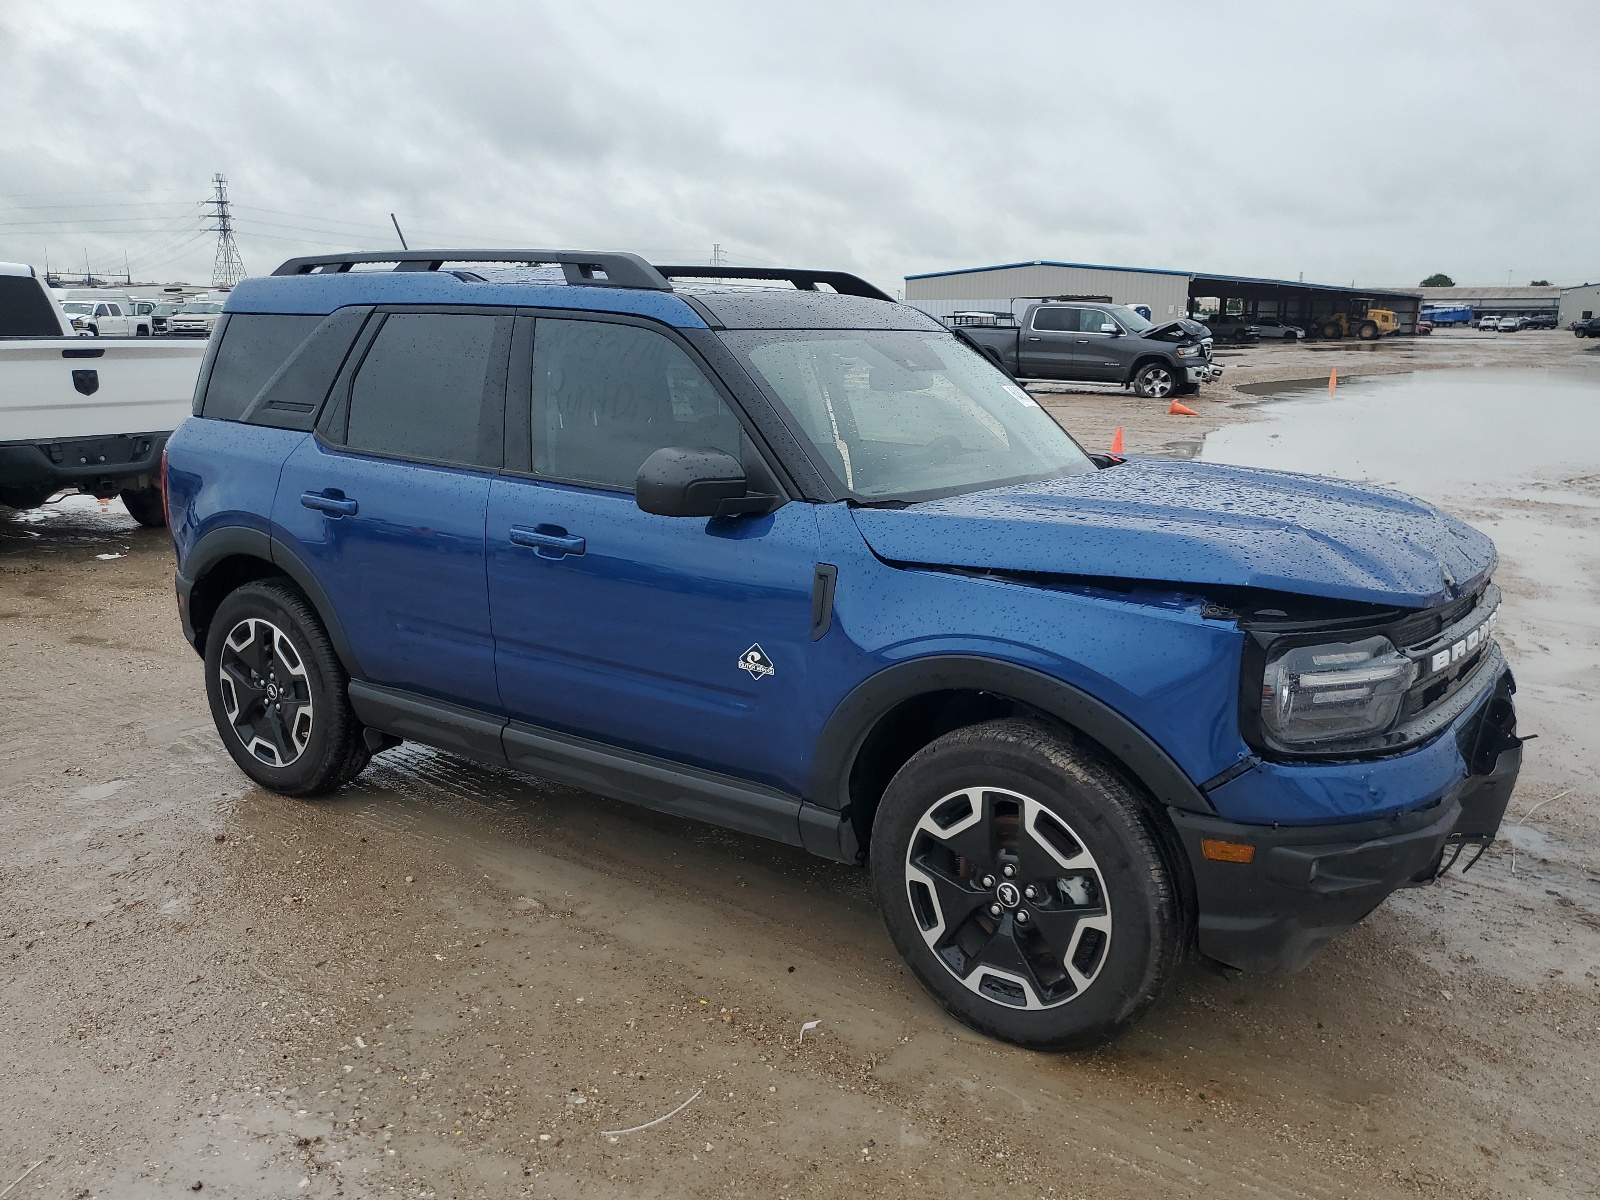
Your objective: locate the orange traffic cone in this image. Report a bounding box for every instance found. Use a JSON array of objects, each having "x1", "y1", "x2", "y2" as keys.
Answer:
[
  {"x1": 1109, "y1": 427, "x2": 1124, "y2": 454},
  {"x1": 1169, "y1": 399, "x2": 1199, "y2": 416},
  {"x1": 1328, "y1": 368, "x2": 1337, "y2": 394}
]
